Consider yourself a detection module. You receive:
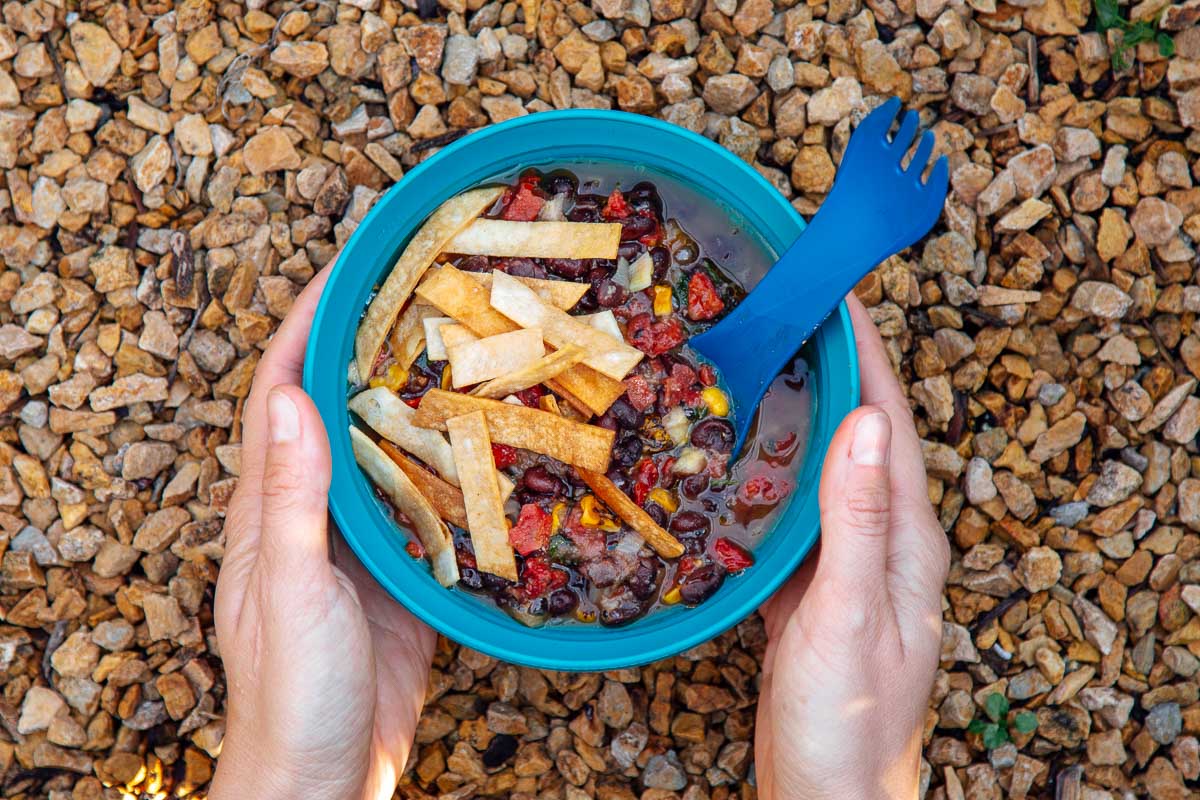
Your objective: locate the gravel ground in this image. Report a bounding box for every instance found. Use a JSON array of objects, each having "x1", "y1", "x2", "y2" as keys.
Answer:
[{"x1": 0, "y1": 0, "x2": 1197, "y2": 796}]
